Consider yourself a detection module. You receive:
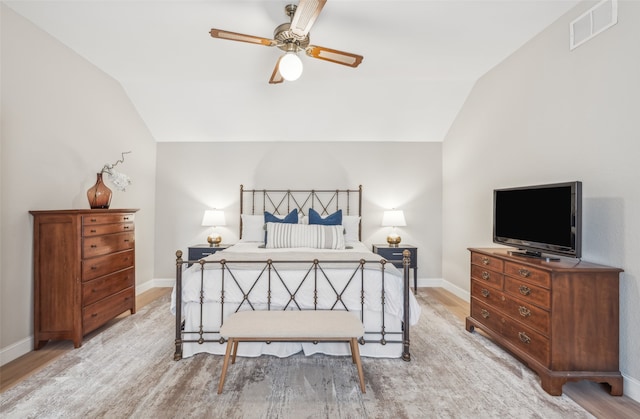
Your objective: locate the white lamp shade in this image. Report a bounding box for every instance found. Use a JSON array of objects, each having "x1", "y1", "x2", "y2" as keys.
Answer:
[
  {"x1": 381, "y1": 210, "x2": 406, "y2": 227},
  {"x1": 202, "y1": 210, "x2": 226, "y2": 227},
  {"x1": 279, "y1": 52, "x2": 303, "y2": 81}
]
